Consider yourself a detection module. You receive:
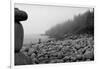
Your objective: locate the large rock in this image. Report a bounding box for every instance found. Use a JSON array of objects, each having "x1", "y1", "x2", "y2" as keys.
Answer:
[
  {"x1": 14, "y1": 8, "x2": 28, "y2": 52},
  {"x1": 15, "y1": 8, "x2": 28, "y2": 22},
  {"x1": 15, "y1": 22, "x2": 24, "y2": 52},
  {"x1": 15, "y1": 8, "x2": 32, "y2": 65},
  {"x1": 15, "y1": 52, "x2": 32, "y2": 65}
]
